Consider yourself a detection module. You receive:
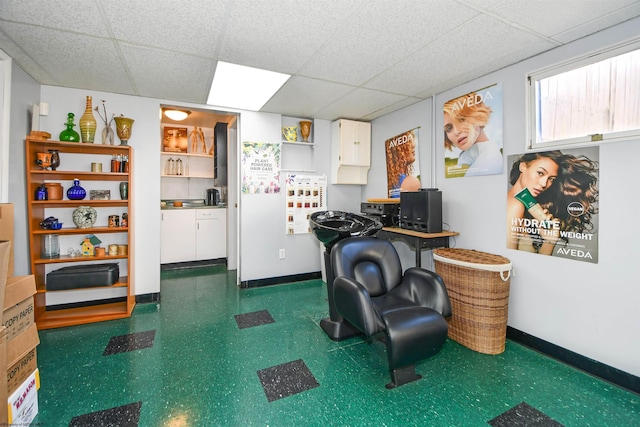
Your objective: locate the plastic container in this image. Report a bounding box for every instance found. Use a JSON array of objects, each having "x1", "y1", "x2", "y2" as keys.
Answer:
[{"x1": 433, "y1": 248, "x2": 512, "y2": 355}]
